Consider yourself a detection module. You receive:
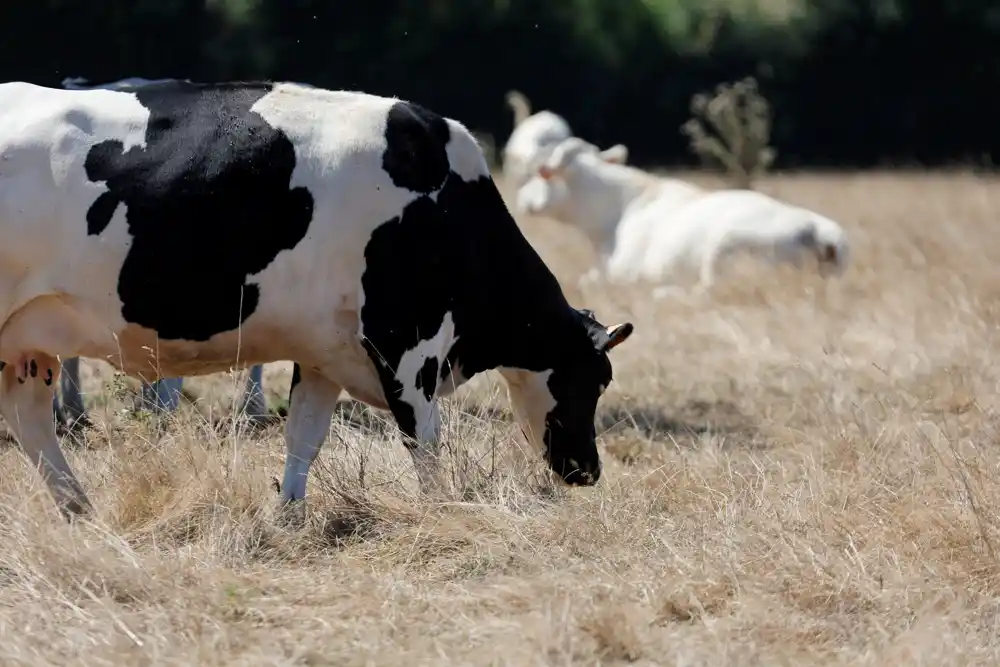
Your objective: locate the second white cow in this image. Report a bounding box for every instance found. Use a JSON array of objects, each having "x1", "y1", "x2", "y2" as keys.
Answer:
[
  {"x1": 500, "y1": 90, "x2": 574, "y2": 191},
  {"x1": 517, "y1": 137, "x2": 850, "y2": 293}
]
